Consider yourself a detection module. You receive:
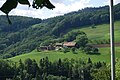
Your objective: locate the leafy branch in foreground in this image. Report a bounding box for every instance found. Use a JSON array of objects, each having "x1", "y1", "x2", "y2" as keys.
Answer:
[{"x1": 0, "y1": 0, "x2": 55, "y2": 24}]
